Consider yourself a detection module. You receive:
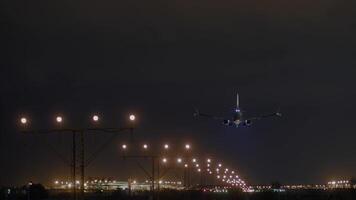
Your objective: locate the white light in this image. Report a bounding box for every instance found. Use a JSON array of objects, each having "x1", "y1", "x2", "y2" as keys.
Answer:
[
  {"x1": 218, "y1": 163, "x2": 222, "y2": 167},
  {"x1": 207, "y1": 159, "x2": 211, "y2": 163},
  {"x1": 185, "y1": 144, "x2": 190, "y2": 150},
  {"x1": 162, "y1": 158, "x2": 167, "y2": 163},
  {"x1": 143, "y1": 144, "x2": 148, "y2": 149},
  {"x1": 184, "y1": 164, "x2": 188, "y2": 168},
  {"x1": 20, "y1": 117, "x2": 27, "y2": 124},
  {"x1": 195, "y1": 164, "x2": 199, "y2": 168},
  {"x1": 192, "y1": 158, "x2": 197, "y2": 163},
  {"x1": 129, "y1": 114, "x2": 135, "y2": 121},
  {"x1": 92, "y1": 115, "x2": 99, "y2": 122},
  {"x1": 177, "y1": 158, "x2": 182, "y2": 163},
  {"x1": 197, "y1": 168, "x2": 201, "y2": 172},
  {"x1": 122, "y1": 144, "x2": 127, "y2": 150},
  {"x1": 164, "y1": 144, "x2": 169, "y2": 149},
  {"x1": 56, "y1": 116, "x2": 63, "y2": 123}
]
